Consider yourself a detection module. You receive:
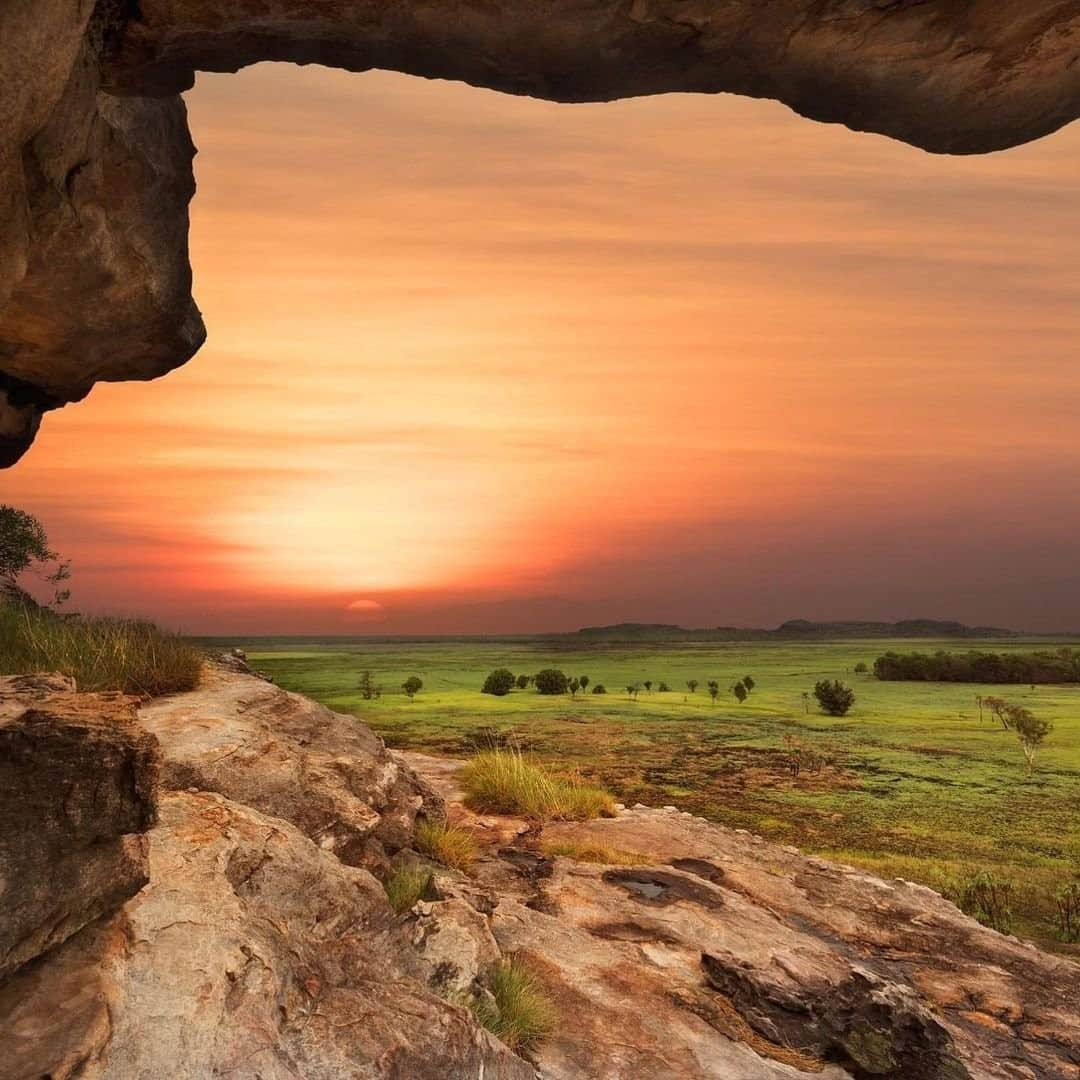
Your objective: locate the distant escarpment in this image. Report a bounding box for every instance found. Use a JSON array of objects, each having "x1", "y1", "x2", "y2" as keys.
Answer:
[
  {"x1": 574, "y1": 618, "x2": 1017, "y2": 642},
  {"x1": 1, "y1": 657, "x2": 1077, "y2": 1078}
]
